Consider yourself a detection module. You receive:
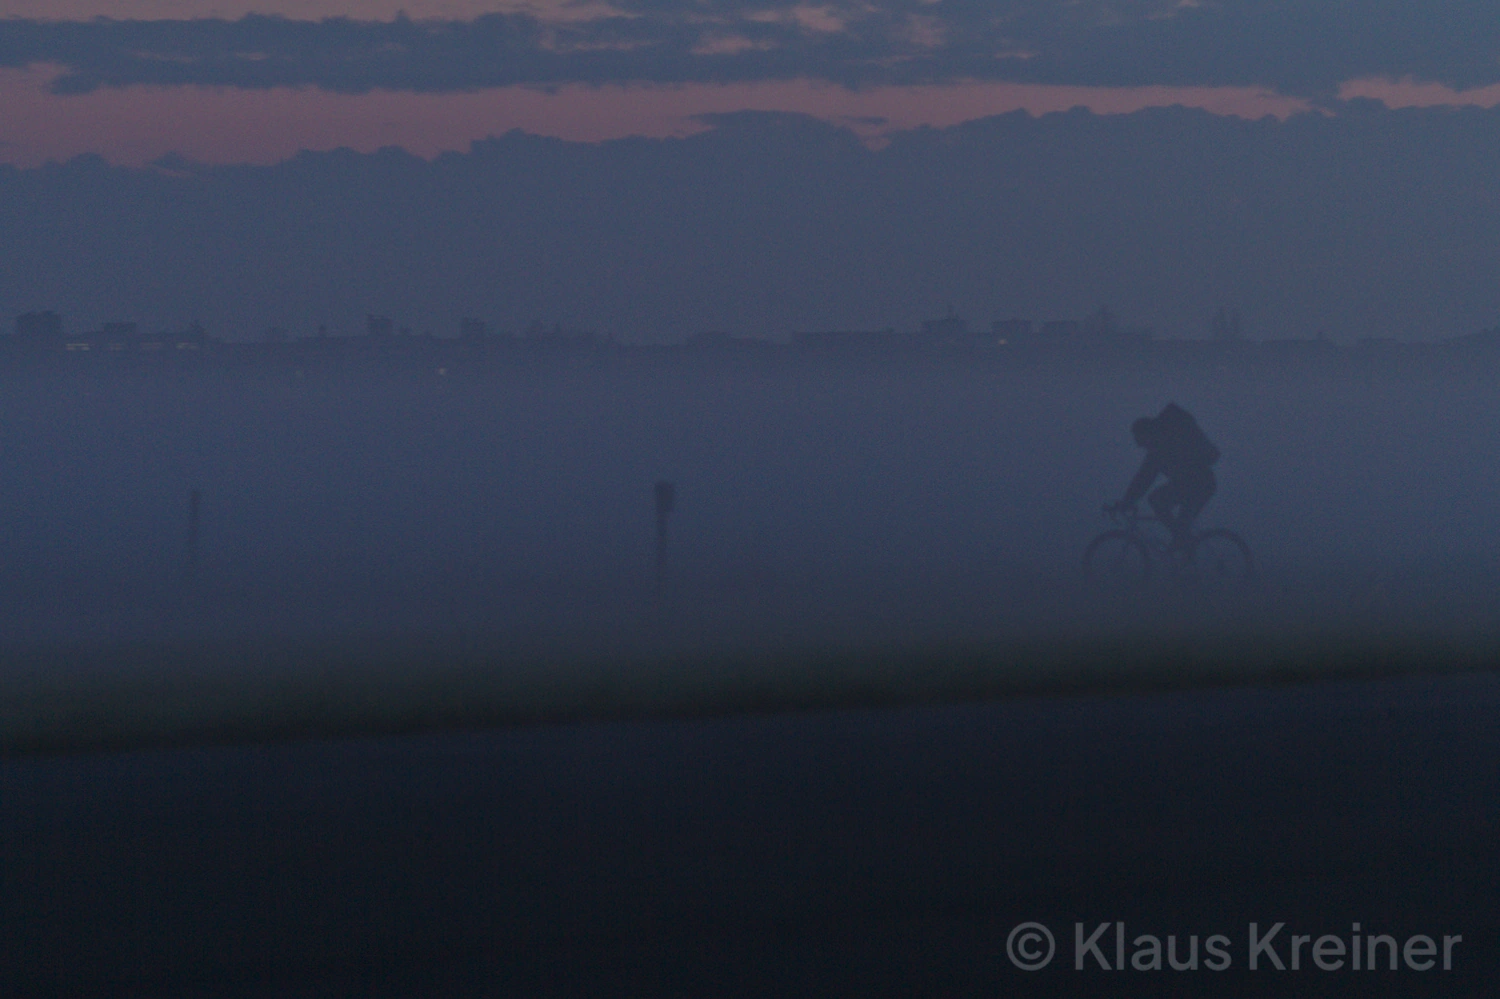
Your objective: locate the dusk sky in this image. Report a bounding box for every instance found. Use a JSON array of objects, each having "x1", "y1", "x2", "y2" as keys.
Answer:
[
  {"x1": 4, "y1": 0, "x2": 1500, "y2": 166},
  {"x1": 7, "y1": 1, "x2": 1500, "y2": 341}
]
